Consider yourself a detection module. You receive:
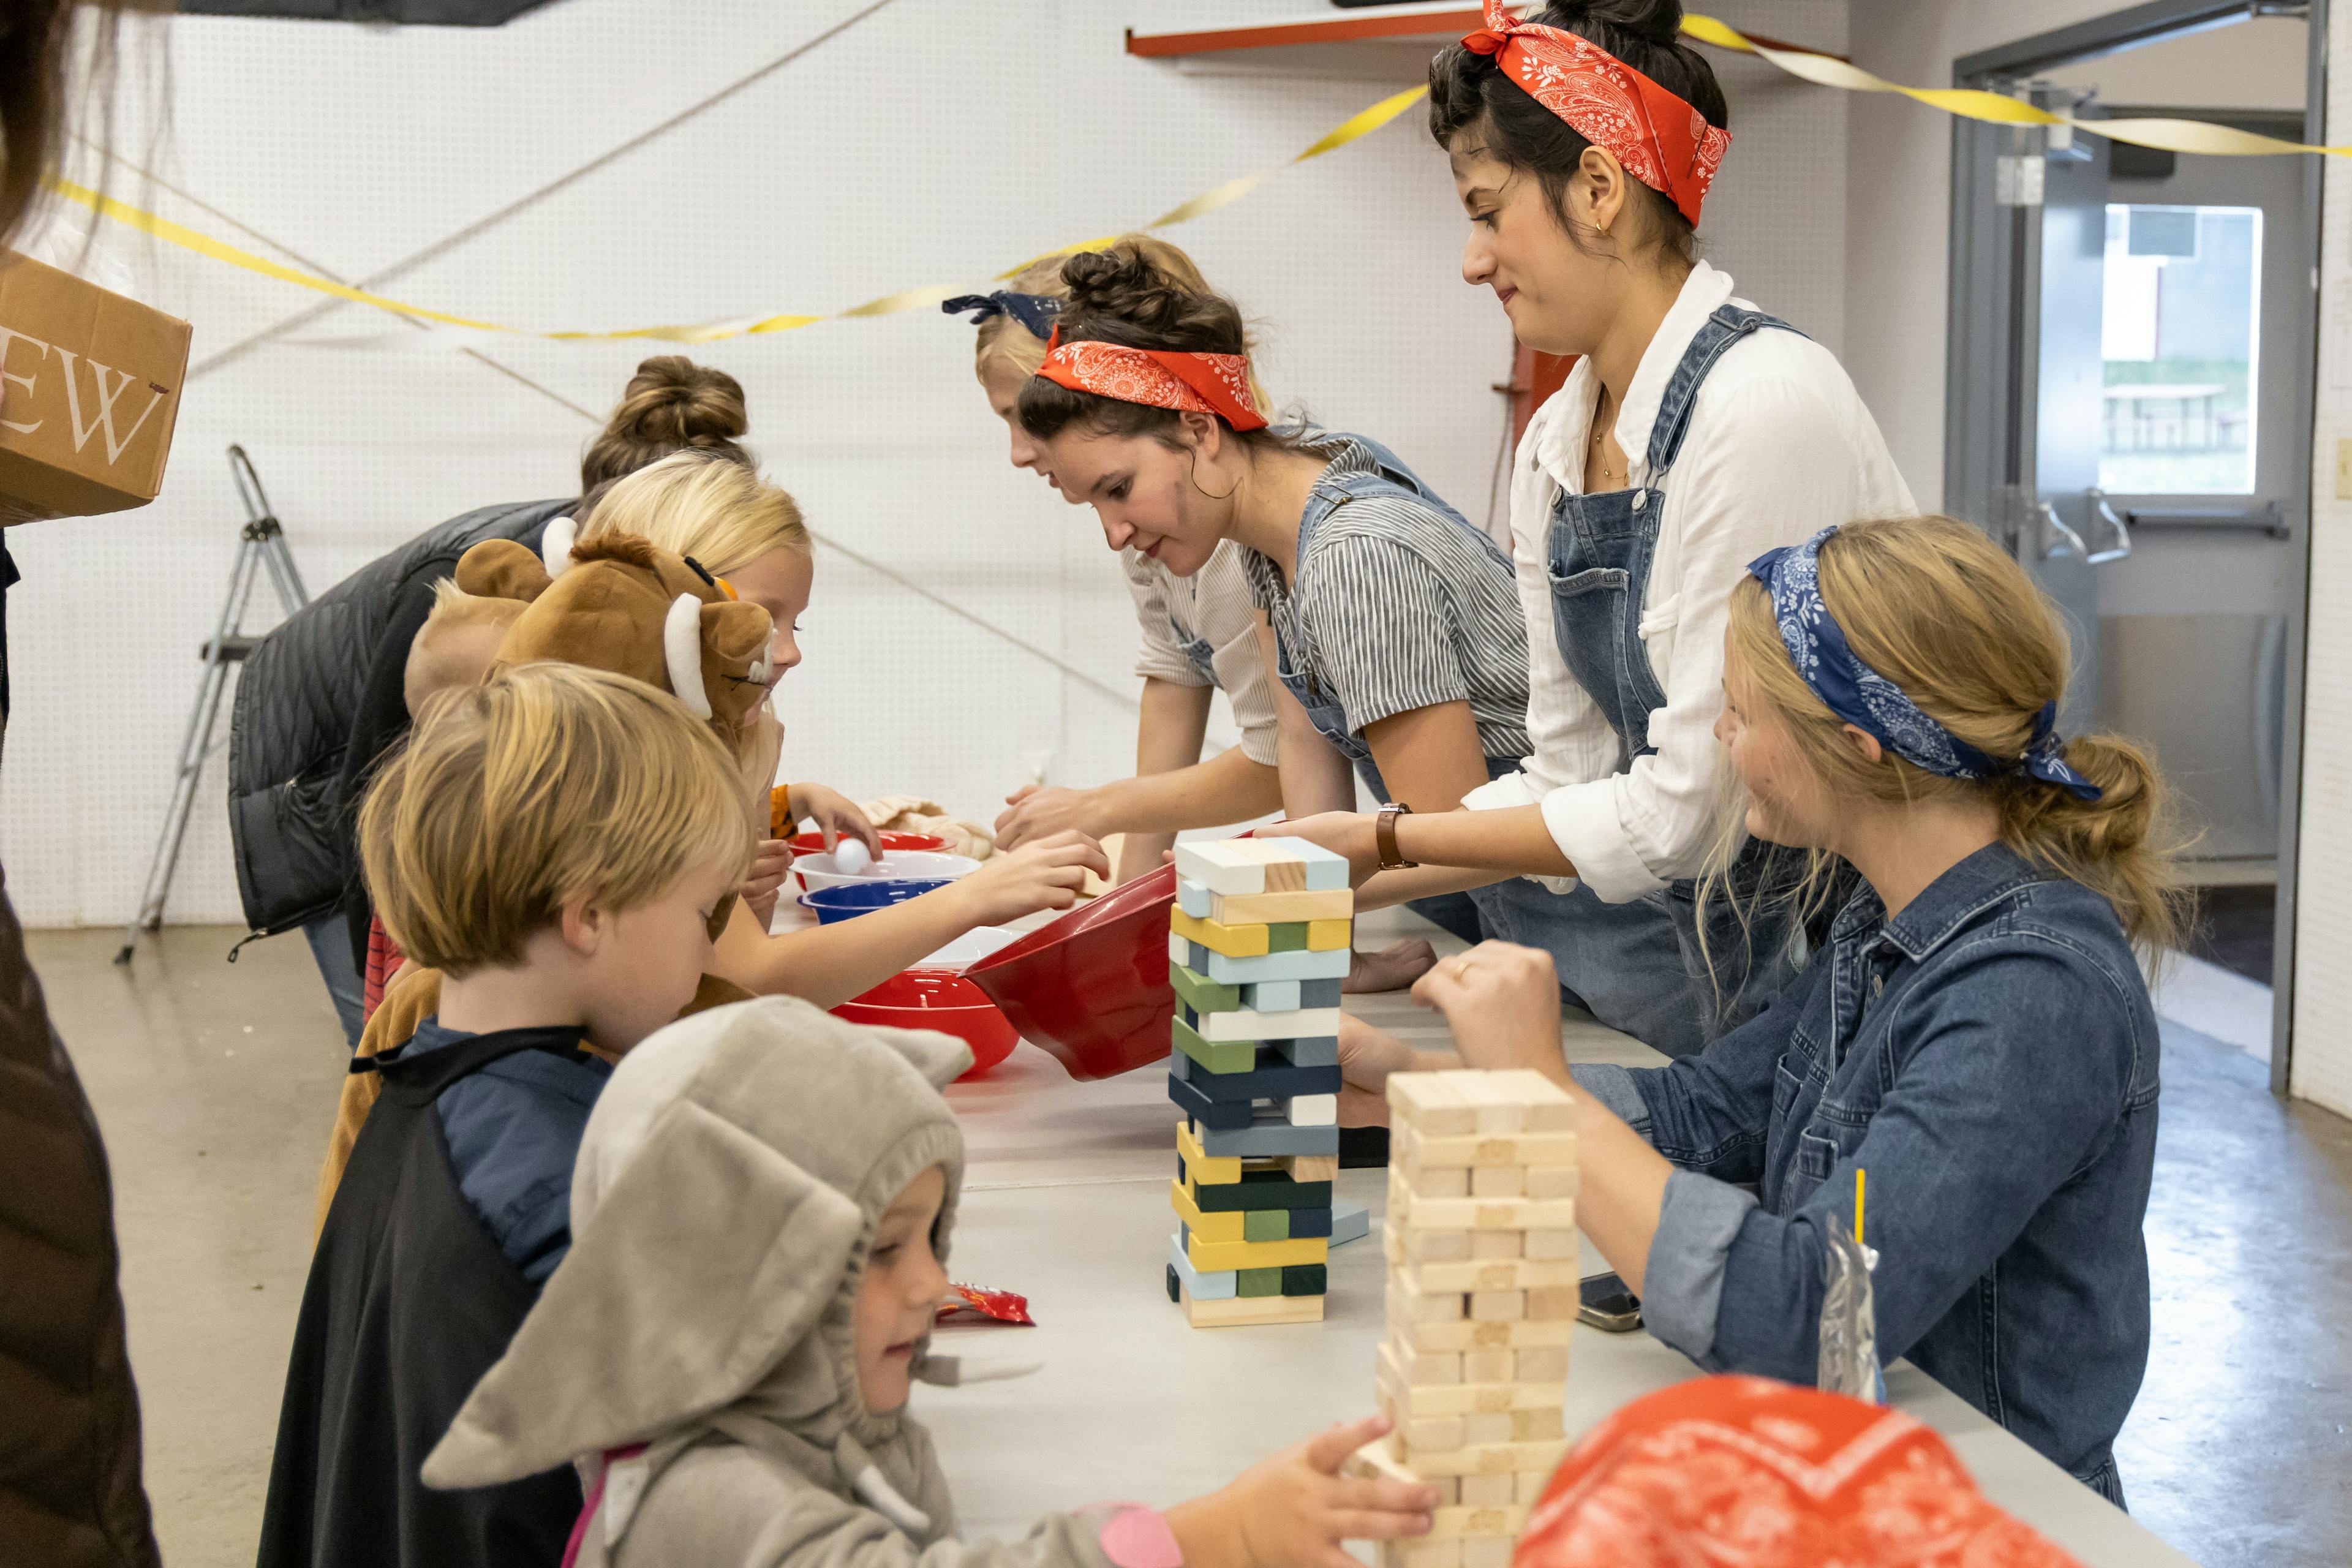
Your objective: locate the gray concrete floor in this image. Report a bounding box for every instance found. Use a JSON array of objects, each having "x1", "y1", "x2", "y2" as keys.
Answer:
[{"x1": 31, "y1": 924, "x2": 2352, "y2": 1568}]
